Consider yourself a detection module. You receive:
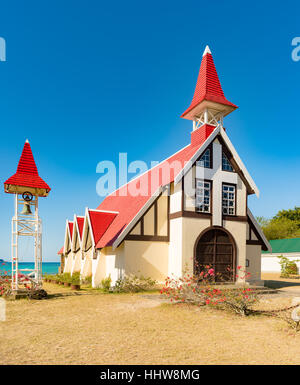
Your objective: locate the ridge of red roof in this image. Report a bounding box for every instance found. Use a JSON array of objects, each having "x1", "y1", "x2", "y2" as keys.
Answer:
[
  {"x1": 4, "y1": 141, "x2": 51, "y2": 193},
  {"x1": 88, "y1": 210, "x2": 118, "y2": 245},
  {"x1": 181, "y1": 48, "x2": 237, "y2": 118},
  {"x1": 96, "y1": 126, "x2": 216, "y2": 248}
]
